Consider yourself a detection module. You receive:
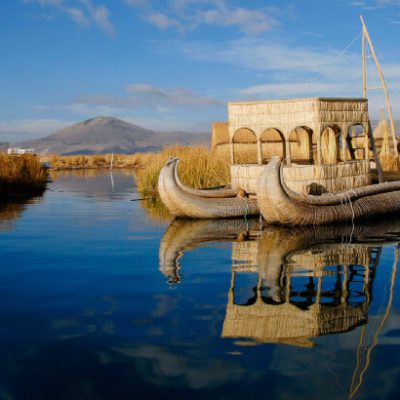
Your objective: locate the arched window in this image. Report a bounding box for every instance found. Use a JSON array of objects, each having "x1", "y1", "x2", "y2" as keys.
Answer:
[
  {"x1": 347, "y1": 124, "x2": 367, "y2": 160},
  {"x1": 289, "y1": 127, "x2": 313, "y2": 164},
  {"x1": 232, "y1": 128, "x2": 257, "y2": 164},
  {"x1": 261, "y1": 128, "x2": 285, "y2": 163}
]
